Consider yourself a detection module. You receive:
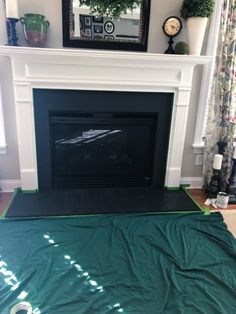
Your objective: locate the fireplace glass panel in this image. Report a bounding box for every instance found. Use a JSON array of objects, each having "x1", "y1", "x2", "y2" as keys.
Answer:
[{"x1": 50, "y1": 113, "x2": 157, "y2": 188}]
